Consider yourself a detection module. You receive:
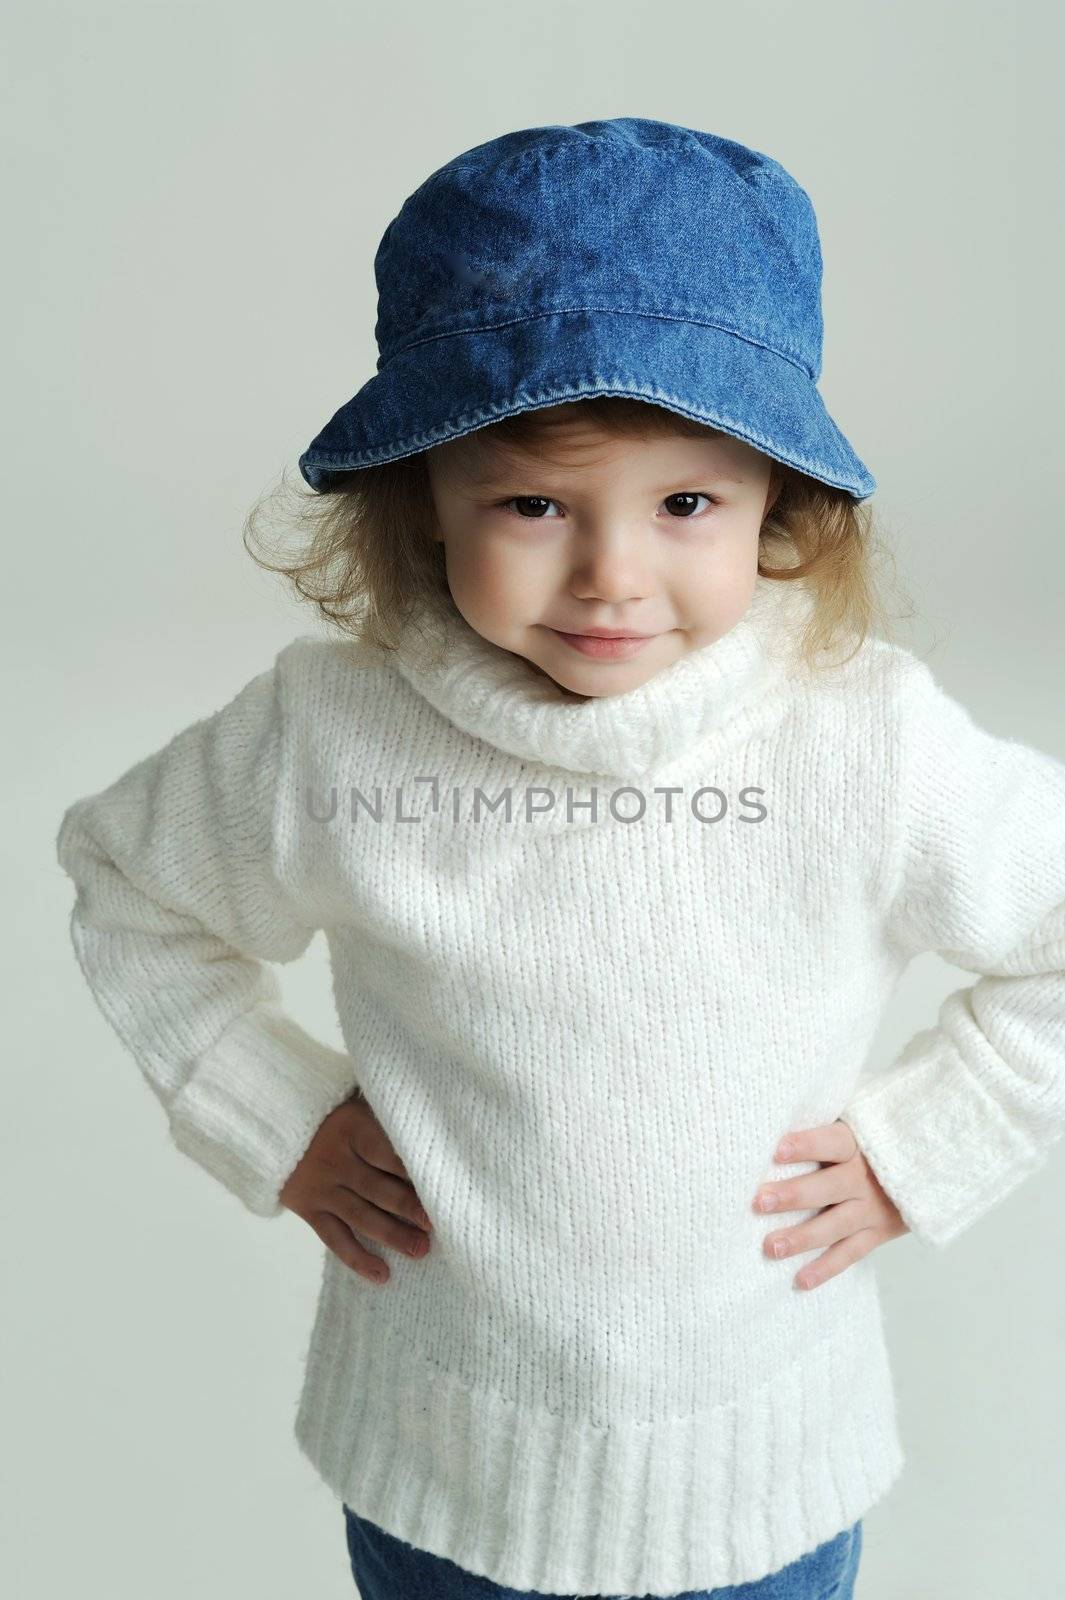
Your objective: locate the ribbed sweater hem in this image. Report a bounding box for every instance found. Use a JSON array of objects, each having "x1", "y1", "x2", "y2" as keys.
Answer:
[{"x1": 293, "y1": 1264, "x2": 906, "y2": 1597}]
